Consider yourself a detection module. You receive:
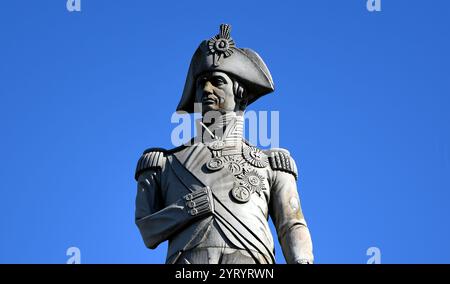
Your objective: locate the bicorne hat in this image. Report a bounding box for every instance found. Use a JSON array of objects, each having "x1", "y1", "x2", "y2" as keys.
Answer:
[{"x1": 176, "y1": 24, "x2": 275, "y2": 113}]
